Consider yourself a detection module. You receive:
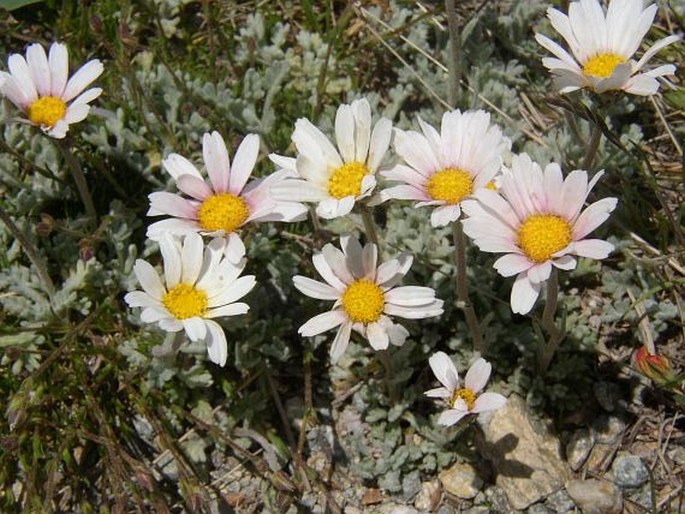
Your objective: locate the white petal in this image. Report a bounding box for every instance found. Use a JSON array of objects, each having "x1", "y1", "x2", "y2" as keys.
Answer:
[
  {"x1": 205, "y1": 319, "x2": 228, "y2": 366},
  {"x1": 493, "y1": 254, "x2": 533, "y2": 277},
  {"x1": 133, "y1": 259, "x2": 165, "y2": 299},
  {"x1": 366, "y1": 322, "x2": 389, "y2": 350},
  {"x1": 71, "y1": 87, "x2": 102, "y2": 106},
  {"x1": 384, "y1": 300, "x2": 444, "y2": 319},
  {"x1": 181, "y1": 232, "x2": 204, "y2": 284},
  {"x1": 183, "y1": 317, "x2": 207, "y2": 341},
  {"x1": 527, "y1": 261, "x2": 552, "y2": 284},
  {"x1": 64, "y1": 104, "x2": 89, "y2": 123},
  {"x1": 26, "y1": 43, "x2": 51, "y2": 97},
  {"x1": 313, "y1": 250, "x2": 348, "y2": 290},
  {"x1": 124, "y1": 291, "x2": 159, "y2": 308},
  {"x1": 159, "y1": 234, "x2": 182, "y2": 289},
  {"x1": 428, "y1": 351, "x2": 459, "y2": 391},
  {"x1": 385, "y1": 286, "x2": 438, "y2": 307},
  {"x1": 472, "y1": 392, "x2": 507, "y2": 413},
  {"x1": 330, "y1": 321, "x2": 352, "y2": 363},
  {"x1": 321, "y1": 244, "x2": 355, "y2": 284},
  {"x1": 203, "y1": 131, "x2": 231, "y2": 193},
  {"x1": 293, "y1": 276, "x2": 341, "y2": 300},
  {"x1": 146, "y1": 218, "x2": 200, "y2": 240},
  {"x1": 424, "y1": 387, "x2": 451, "y2": 398},
  {"x1": 352, "y1": 98, "x2": 372, "y2": 163},
  {"x1": 570, "y1": 239, "x2": 614, "y2": 259},
  {"x1": 177, "y1": 175, "x2": 213, "y2": 201},
  {"x1": 437, "y1": 409, "x2": 469, "y2": 427},
  {"x1": 7, "y1": 54, "x2": 38, "y2": 102},
  {"x1": 206, "y1": 302, "x2": 249, "y2": 318},
  {"x1": 361, "y1": 242, "x2": 378, "y2": 280},
  {"x1": 163, "y1": 154, "x2": 203, "y2": 181},
  {"x1": 464, "y1": 358, "x2": 491, "y2": 393},
  {"x1": 229, "y1": 133, "x2": 259, "y2": 195},
  {"x1": 376, "y1": 254, "x2": 412, "y2": 289},
  {"x1": 335, "y1": 104, "x2": 355, "y2": 163},
  {"x1": 572, "y1": 197, "x2": 617, "y2": 240},
  {"x1": 209, "y1": 276, "x2": 256, "y2": 306},
  {"x1": 299, "y1": 310, "x2": 347, "y2": 337},
  {"x1": 510, "y1": 273, "x2": 541, "y2": 315},
  {"x1": 367, "y1": 117, "x2": 392, "y2": 172},
  {"x1": 430, "y1": 204, "x2": 461, "y2": 227},
  {"x1": 340, "y1": 235, "x2": 365, "y2": 279},
  {"x1": 48, "y1": 42, "x2": 69, "y2": 97},
  {"x1": 62, "y1": 59, "x2": 103, "y2": 102}
]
